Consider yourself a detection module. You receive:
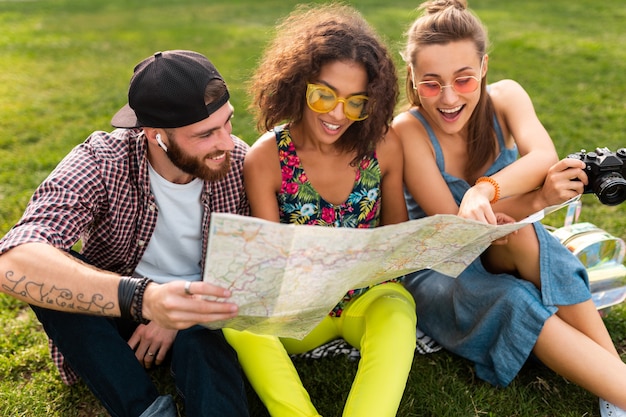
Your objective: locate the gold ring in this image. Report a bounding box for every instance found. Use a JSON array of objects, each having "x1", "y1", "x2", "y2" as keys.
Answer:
[
  {"x1": 147, "y1": 352, "x2": 154, "y2": 356},
  {"x1": 184, "y1": 281, "x2": 193, "y2": 296}
]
